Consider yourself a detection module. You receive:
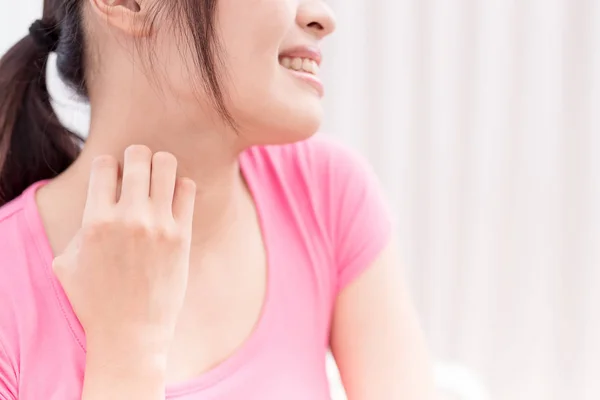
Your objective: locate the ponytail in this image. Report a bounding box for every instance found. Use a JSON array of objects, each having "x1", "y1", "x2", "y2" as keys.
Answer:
[{"x1": 0, "y1": 14, "x2": 83, "y2": 207}]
